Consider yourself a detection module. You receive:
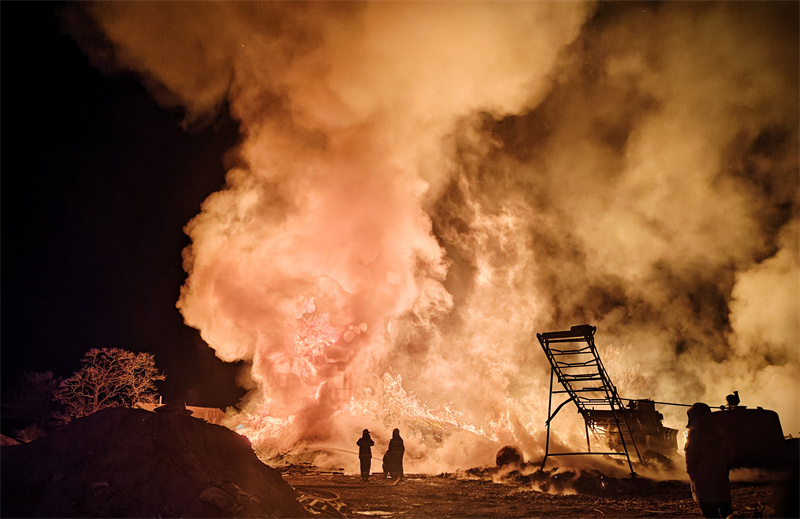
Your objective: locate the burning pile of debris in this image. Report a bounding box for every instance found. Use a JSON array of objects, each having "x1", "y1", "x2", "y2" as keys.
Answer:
[
  {"x1": 481, "y1": 443, "x2": 684, "y2": 497},
  {"x1": 465, "y1": 463, "x2": 690, "y2": 498}
]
